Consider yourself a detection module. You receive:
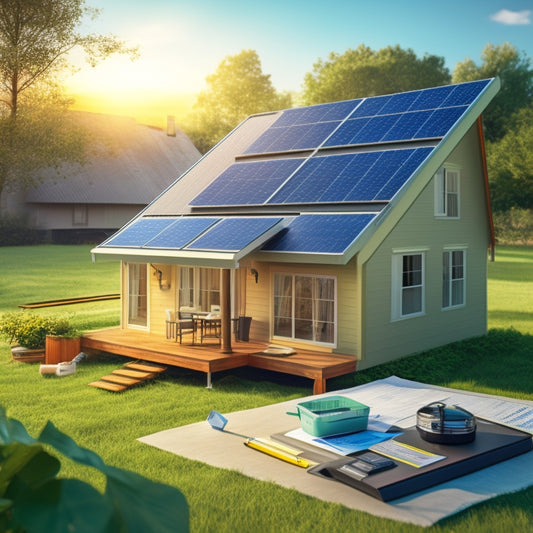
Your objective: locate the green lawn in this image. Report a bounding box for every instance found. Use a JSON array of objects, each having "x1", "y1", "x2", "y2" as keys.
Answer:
[{"x1": 0, "y1": 245, "x2": 532, "y2": 533}]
